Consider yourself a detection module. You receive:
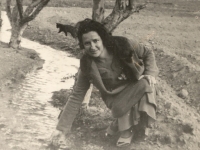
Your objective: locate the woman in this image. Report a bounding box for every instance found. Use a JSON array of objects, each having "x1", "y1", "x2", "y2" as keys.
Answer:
[{"x1": 53, "y1": 18, "x2": 159, "y2": 147}]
